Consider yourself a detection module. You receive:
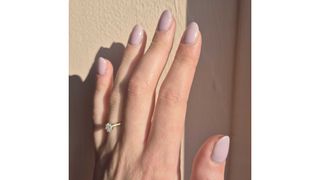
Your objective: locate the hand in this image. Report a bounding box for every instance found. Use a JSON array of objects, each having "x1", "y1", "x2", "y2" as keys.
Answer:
[{"x1": 92, "y1": 10, "x2": 230, "y2": 180}]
